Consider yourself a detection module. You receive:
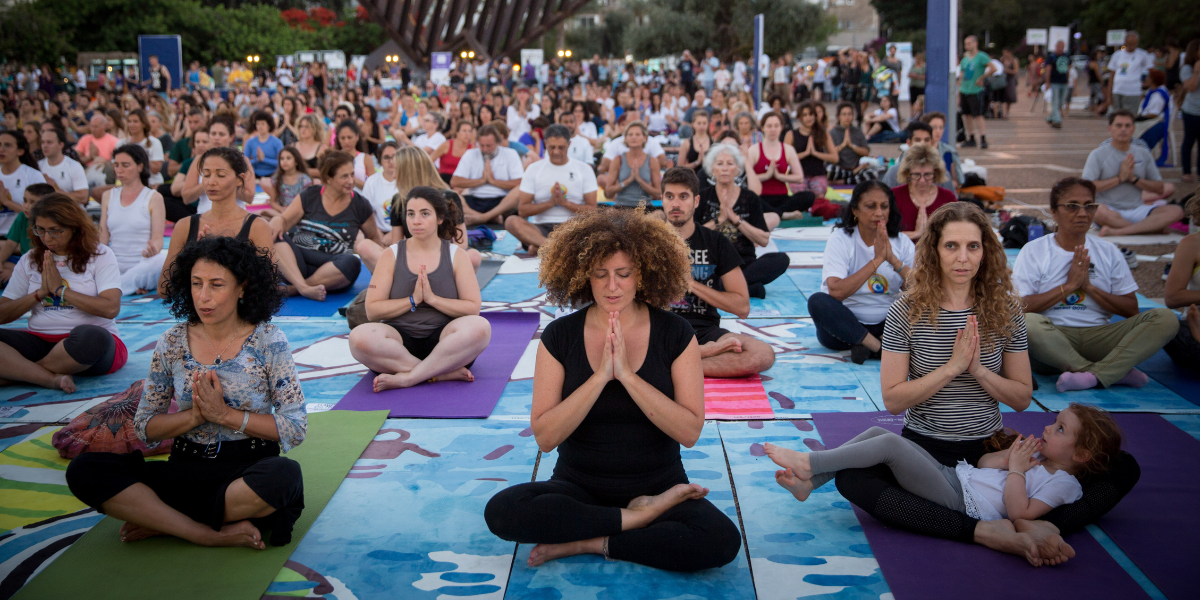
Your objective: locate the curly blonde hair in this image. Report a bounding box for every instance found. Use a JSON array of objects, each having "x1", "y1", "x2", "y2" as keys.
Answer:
[
  {"x1": 903, "y1": 202, "x2": 1020, "y2": 351},
  {"x1": 897, "y1": 144, "x2": 949, "y2": 185},
  {"x1": 538, "y1": 207, "x2": 690, "y2": 310}
]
